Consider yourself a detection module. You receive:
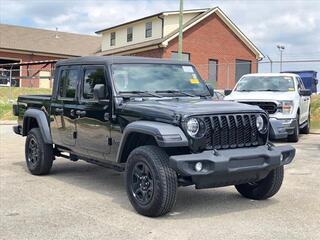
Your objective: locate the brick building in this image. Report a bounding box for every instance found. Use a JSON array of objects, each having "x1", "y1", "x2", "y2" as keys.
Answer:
[
  {"x1": 0, "y1": 24, "x2": 100, "y2": 88},
  {"x1": 95, "y1": 7, "x2": 264, "y2": 89}
]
